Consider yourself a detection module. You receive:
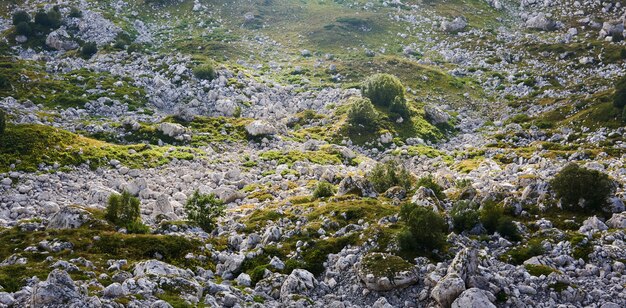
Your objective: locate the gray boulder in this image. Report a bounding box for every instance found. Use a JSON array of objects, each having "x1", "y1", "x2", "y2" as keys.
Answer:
[
  {"x1": 337, "y1": 176, "x2": 378, "y2": 198},
  {"x1": 31, "y1": 270, "x2": 90, "y2": 307},
  {"x1": 441, "y1": 16, "x2": 468, "y2": 33},
  {"x1": 525, "y1": 13, "x2": 556, "y2": 31},
  {"x1": 431, "y1": 273, "x2": 466, "y2": 308},
  {"x1": 606, "y1": 213, "x2": 626, "y2": 229},
  {"x1": 280, "y1": 269, "x2": 317, "y2": 299},
  {"x1": 579, "y1": 216, "x2": 608, "y2": 233},
  {"x1": 452, "y1": 288, "x2": 496, "y2": 308},
  {"x1": 245, "y1": 120, "x2": 276, "y2": 137},
  {"x1": 46, "y1": 29, "x2": 79, "y2": 51},
  {"x1": 47, "y1": 206, "x2": 94, "y2": 230},
  {"x1": 424, "y1": 105, "x2": 451, "y2": 125},
  {"x1": 134, "y1": 260, "x2": 193, "y2": 278}
]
